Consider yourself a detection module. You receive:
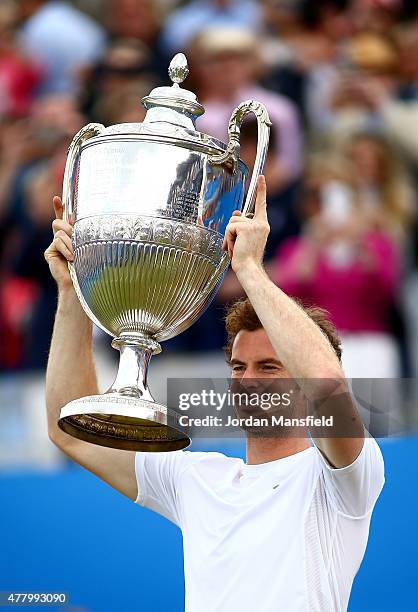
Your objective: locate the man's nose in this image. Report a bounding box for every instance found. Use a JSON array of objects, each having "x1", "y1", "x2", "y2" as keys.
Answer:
[{"x1": 240, "y1": 369, "x2": 260, "y2": 390}]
